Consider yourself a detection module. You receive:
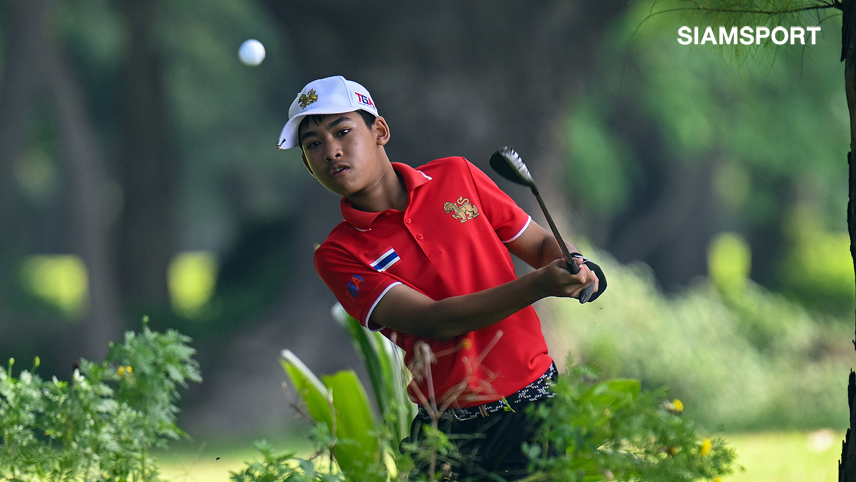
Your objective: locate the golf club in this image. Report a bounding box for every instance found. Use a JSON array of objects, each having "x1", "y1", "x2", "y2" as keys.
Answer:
[{"x1": 489, "y1": 146, "x2": 595, "y2": 303}]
